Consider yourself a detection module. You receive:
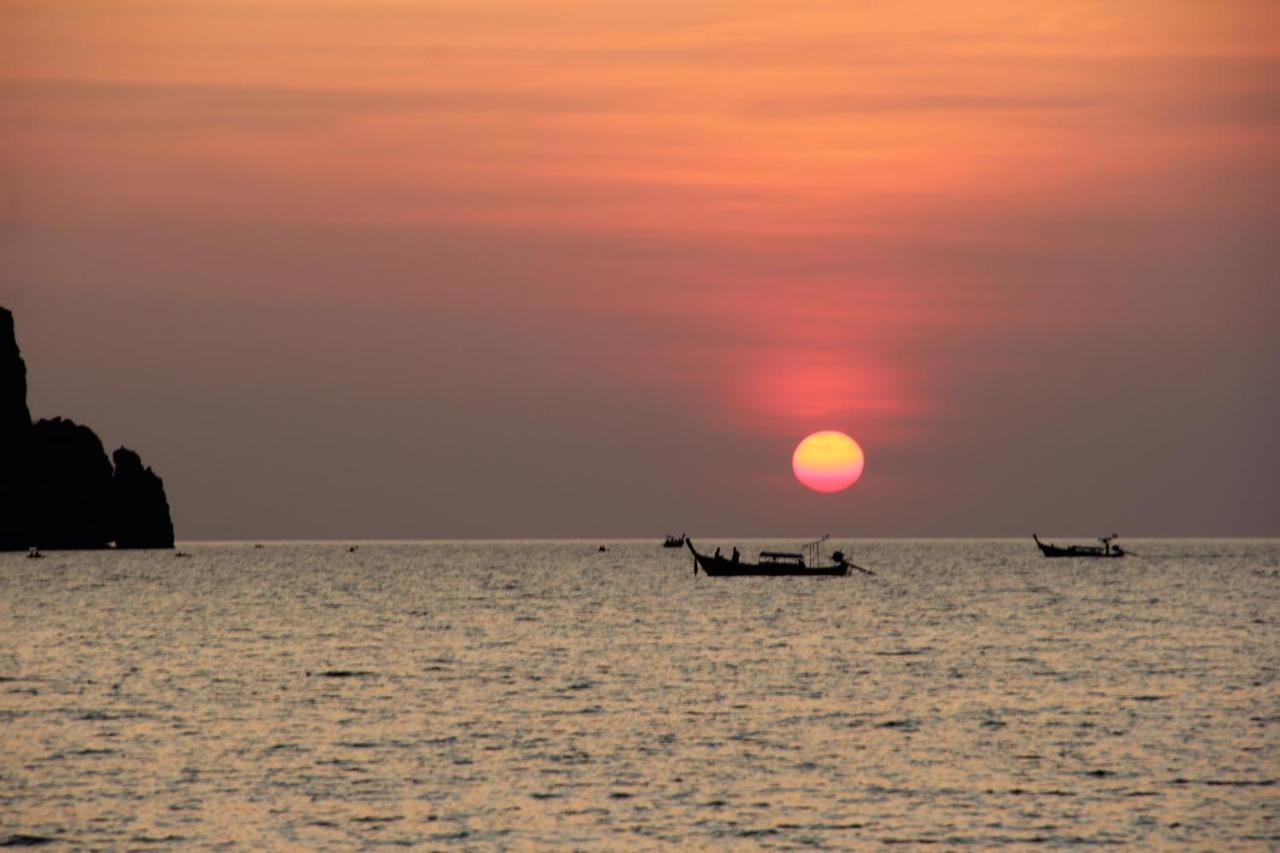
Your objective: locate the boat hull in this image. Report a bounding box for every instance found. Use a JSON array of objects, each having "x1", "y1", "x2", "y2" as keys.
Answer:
[{"x1": 698, "y1": 558, "x2": 849, "y2": 576}]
